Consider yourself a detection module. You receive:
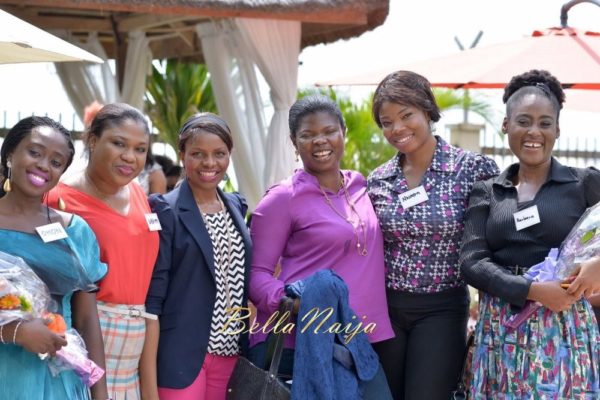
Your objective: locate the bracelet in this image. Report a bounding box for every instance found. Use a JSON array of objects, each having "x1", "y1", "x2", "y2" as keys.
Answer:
[
  {"x1": 12, "y1": 320, "x2": 23, "y2": 345},
  {"x1": 0, "y1": 324, "x2": 5, "y2": 344}
]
